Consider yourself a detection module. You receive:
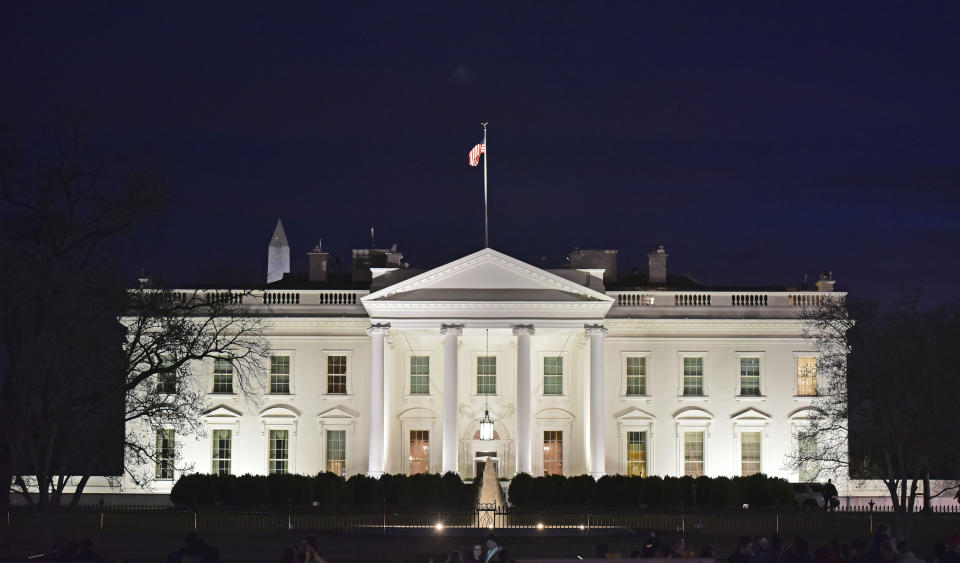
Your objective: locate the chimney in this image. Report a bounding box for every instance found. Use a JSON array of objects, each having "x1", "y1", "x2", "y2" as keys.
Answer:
[
  {"x1": 568, "y1": 248, "x2": 618, "y2": 283},
  {"x1": 816, "y1": 271, "x2": 836, "y2": 292},
  {"x1": 307, "y1": 240, "x2": 329, "y2": 282},
  {"x1": 267, "y1": 219, "x2": 290, "y2": 284},
  {"x1": 647, "y1": 245, "x2": 668, "y2": 284}
]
